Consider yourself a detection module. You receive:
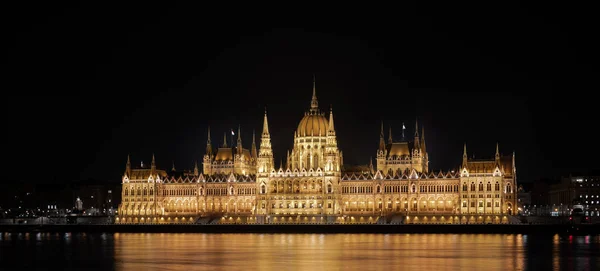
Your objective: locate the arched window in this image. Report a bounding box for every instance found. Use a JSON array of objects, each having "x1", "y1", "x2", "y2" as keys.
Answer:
[
  {"x1": 261, "y1": 185, "x2": 266, "y2": 194},
  {"x1": 230, "y1": 187, "x2": 234, "y2": 195},
  {"x1": 411, "y1": 184, "x2": 416, "y2": 193},
  {"x1": 506, "y1": 184, "x2": 512, "y2": 193},
  {"x1": 124, "y1": 188, "x2": 129, "y2": 196},
  {"x1": 376, "y1": 185, "x2": 381, "y2": 193},
  {"x1": 149, "y1": 188, "x2": 154, "y2": 196},
  {"x1": 462, "y1": 184, "x2": 468, "y2": 192},
  {"x1": 486, "y1": 183, "x2": 492, "y2": 191},
  {"x1": 470, "y1": 183, "x2": 476, "y2": 192},
  {"x1": 327, "y1": 184, "x2": 332, "y2": 193},
  {"x1": 478, "y1": 183, "x2": 484, "y2": 191},
  {"x1": 143, "y1": 188, "x2": 147, "y2": 196},
  {"x1": 495, "y1": 182, "x2": 500, "y2": 191}
]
